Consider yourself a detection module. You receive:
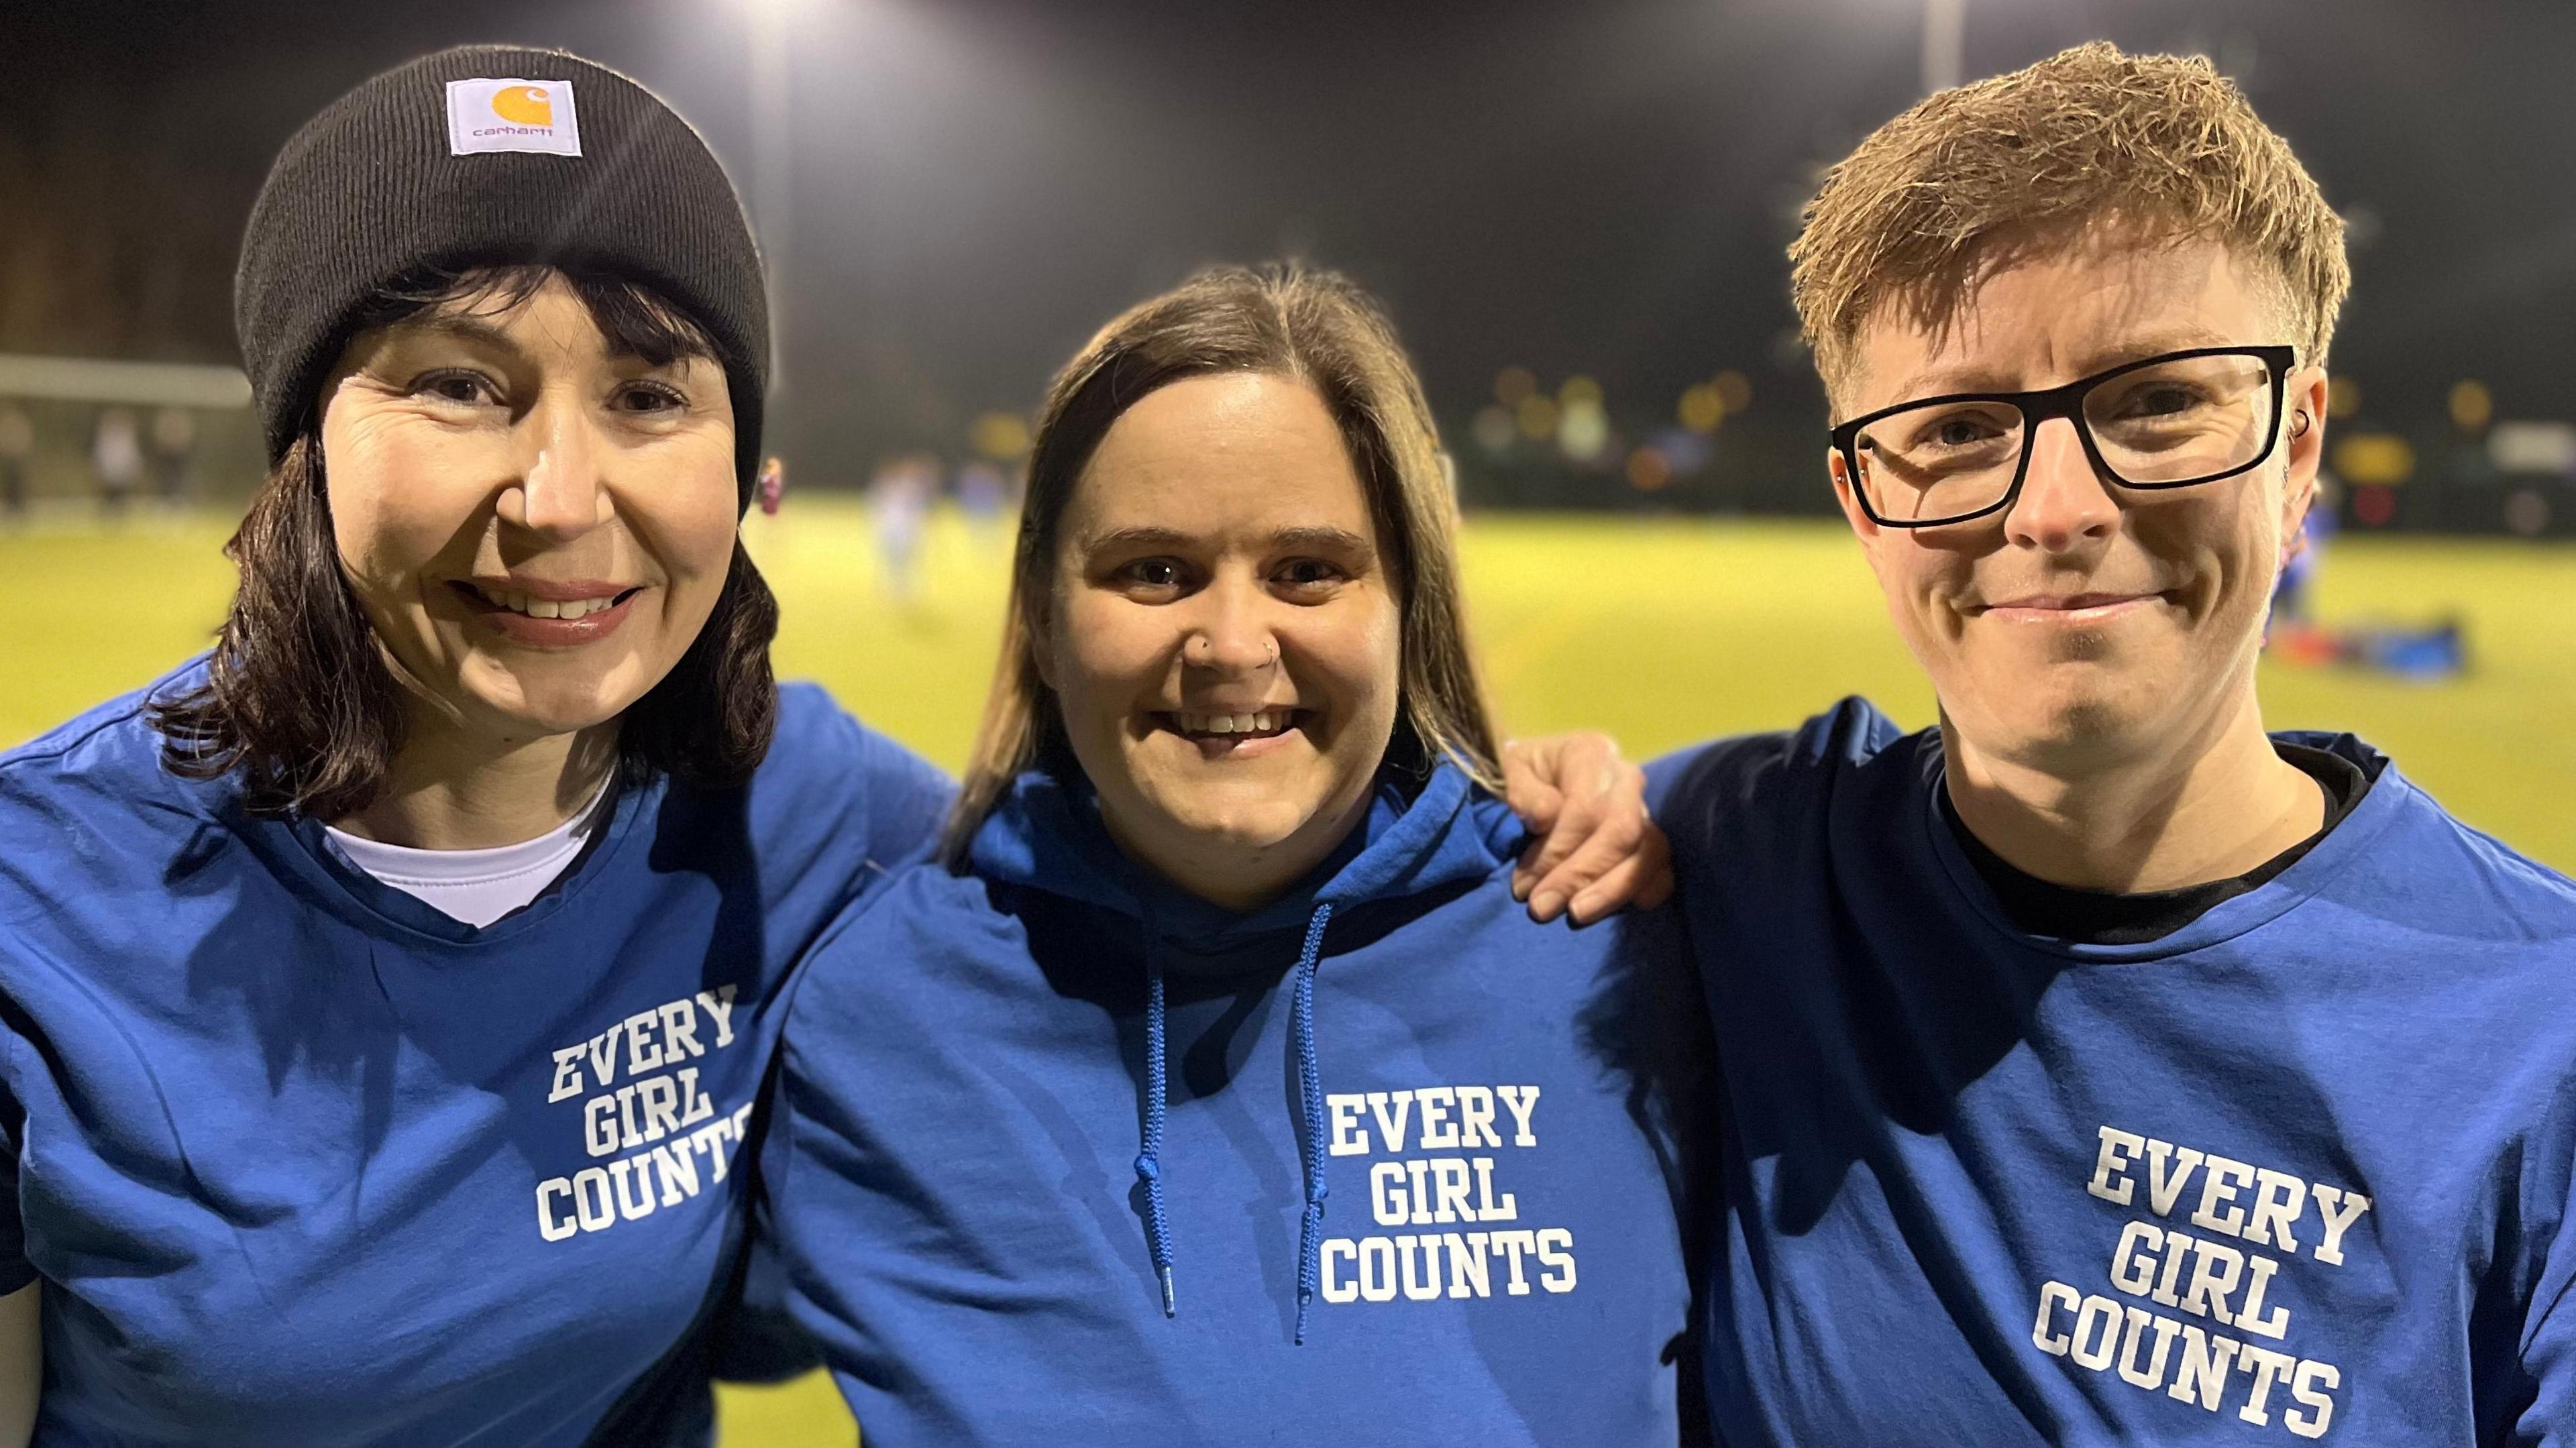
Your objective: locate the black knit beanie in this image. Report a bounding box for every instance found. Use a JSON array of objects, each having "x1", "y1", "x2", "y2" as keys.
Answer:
[{"x1": 235, "y1": 46, "x2": 769, "y2": 507}]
